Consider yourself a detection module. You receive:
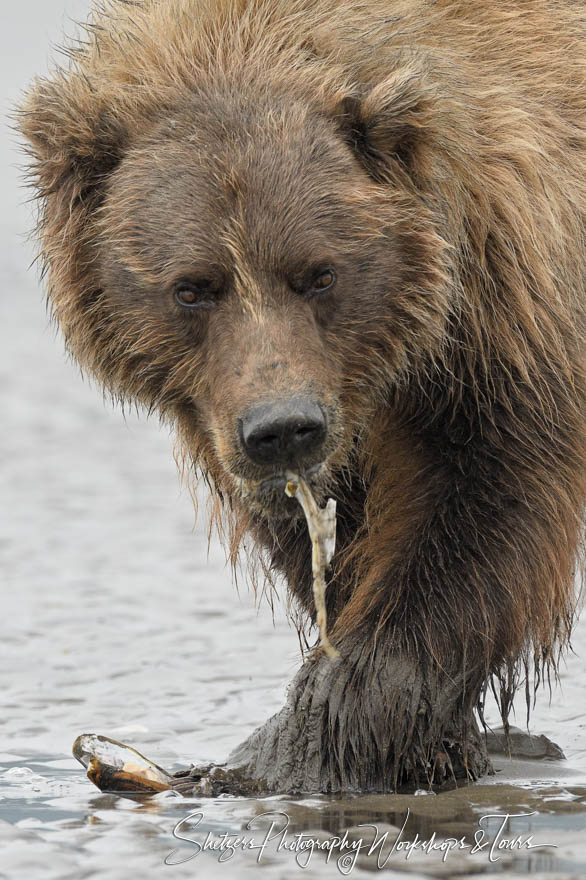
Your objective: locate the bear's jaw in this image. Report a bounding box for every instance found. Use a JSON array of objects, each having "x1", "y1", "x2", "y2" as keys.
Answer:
[{"x1": 235, "y1": 462, "x2": 329, "y2": 521}]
